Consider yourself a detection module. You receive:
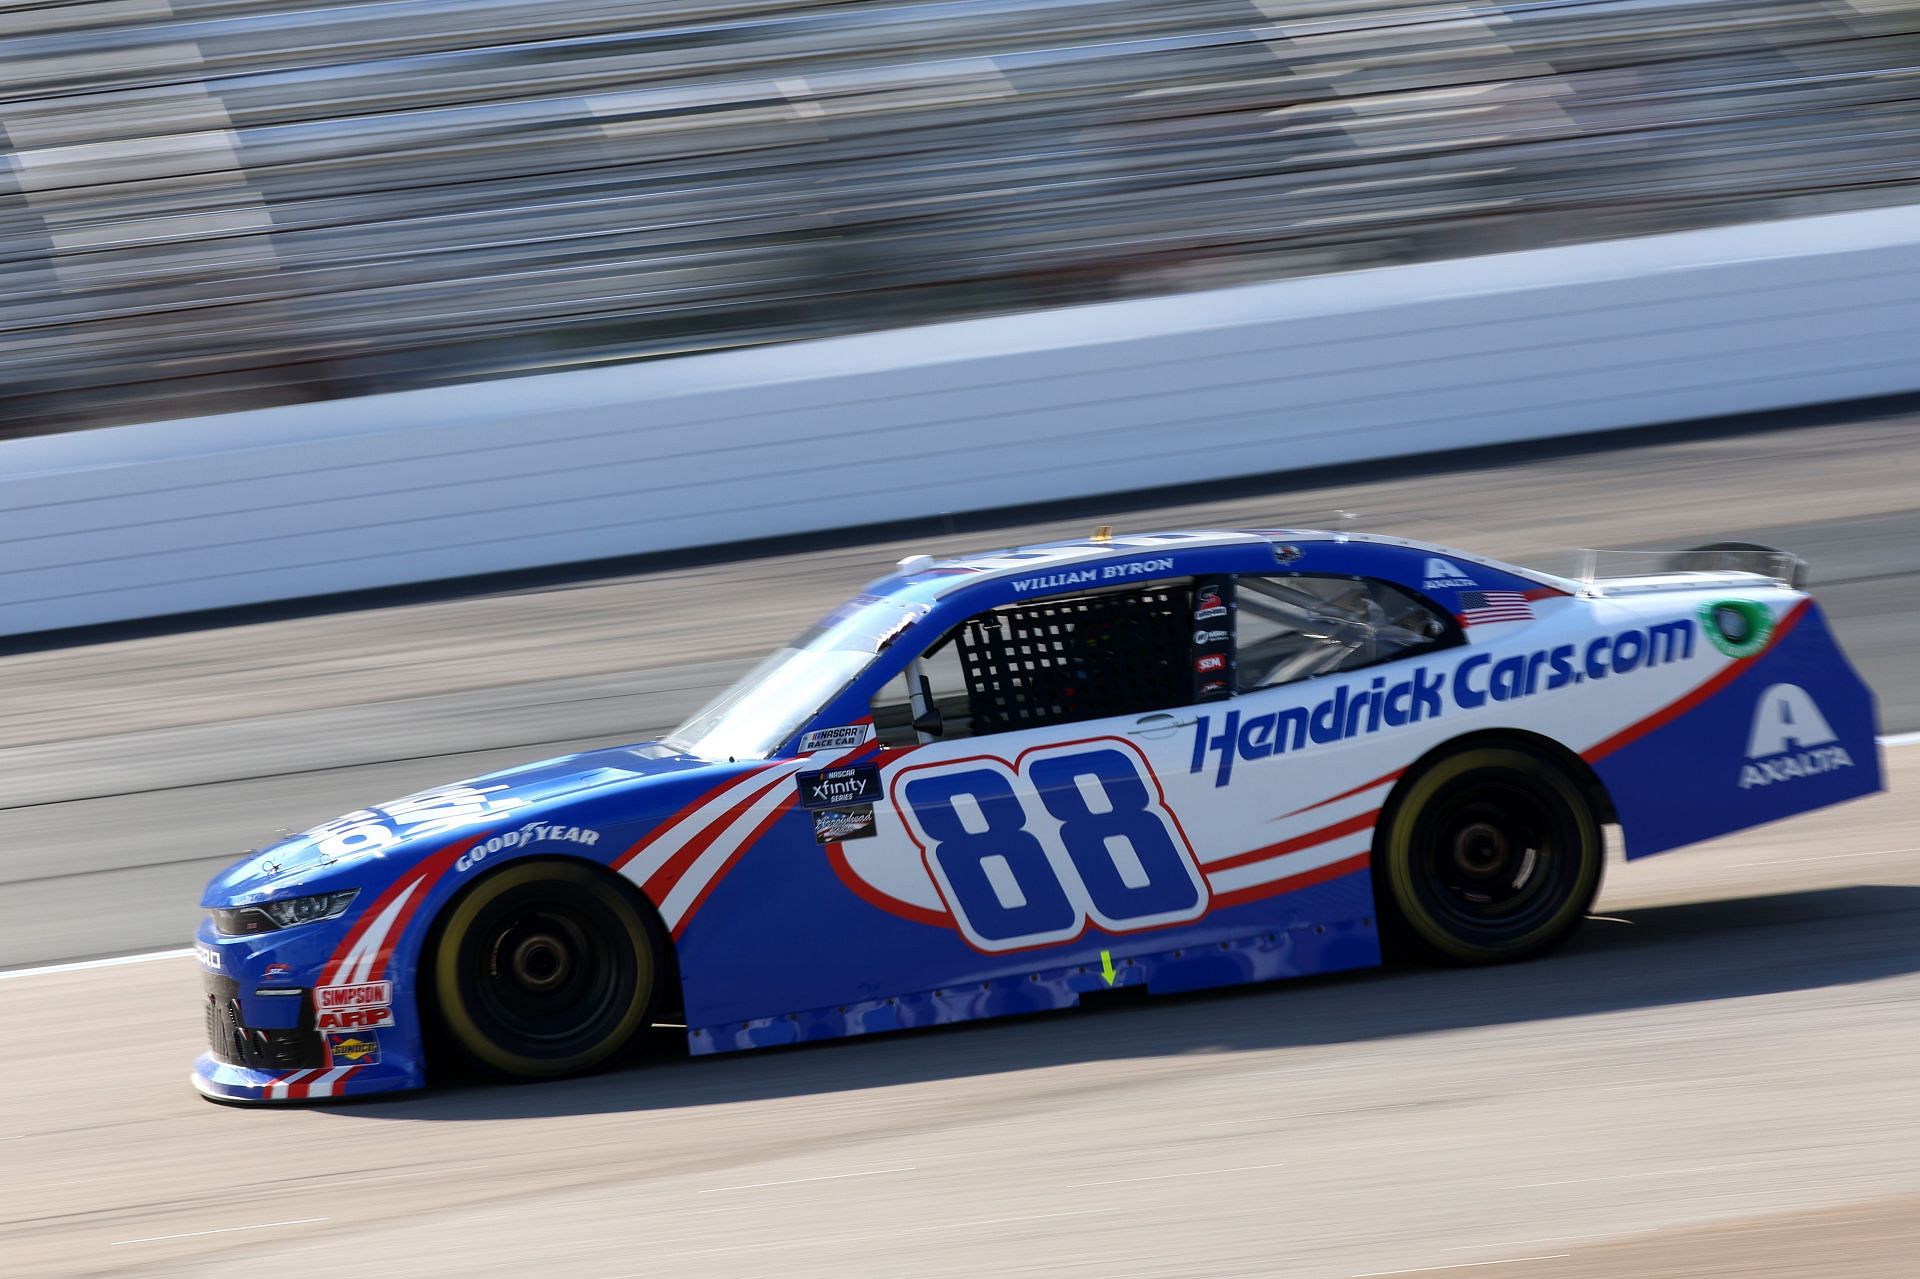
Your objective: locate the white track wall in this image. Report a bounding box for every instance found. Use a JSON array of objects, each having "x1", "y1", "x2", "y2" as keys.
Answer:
[{"x1": 4, "y1": 205, "x2": 1919, "y2": 636}]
